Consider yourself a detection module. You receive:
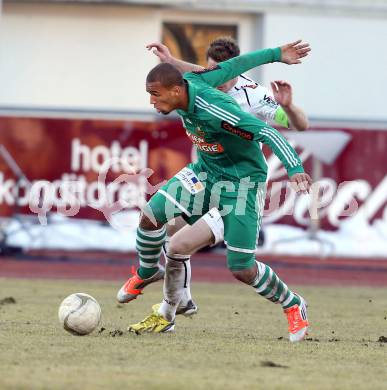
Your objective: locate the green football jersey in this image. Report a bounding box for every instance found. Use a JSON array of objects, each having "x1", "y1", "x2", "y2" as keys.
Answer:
[{"x1": 177, "y1": 47, "x2": 304, "y2": 183}]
